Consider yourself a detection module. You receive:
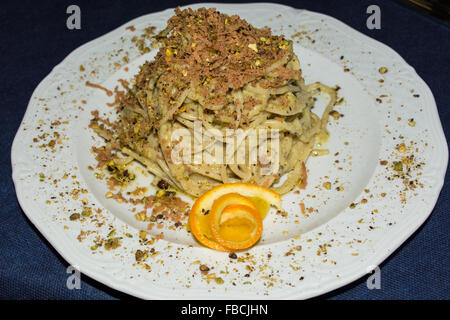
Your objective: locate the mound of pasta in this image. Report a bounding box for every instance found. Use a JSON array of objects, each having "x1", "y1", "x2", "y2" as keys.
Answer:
[{"x1": 90, "y1": 7, "x2": 337, "y2": 197}]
